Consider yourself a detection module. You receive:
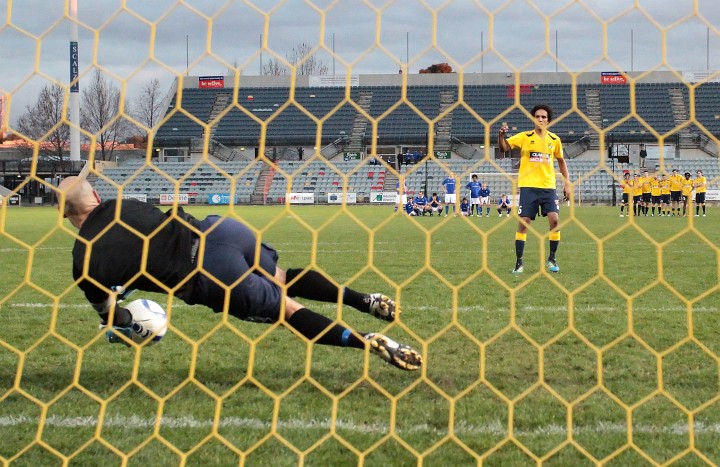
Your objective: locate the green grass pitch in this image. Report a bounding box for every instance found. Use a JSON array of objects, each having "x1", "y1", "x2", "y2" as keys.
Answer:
[{"x1": 1, "y1": 205, "x2": 719, "y2": 465}]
